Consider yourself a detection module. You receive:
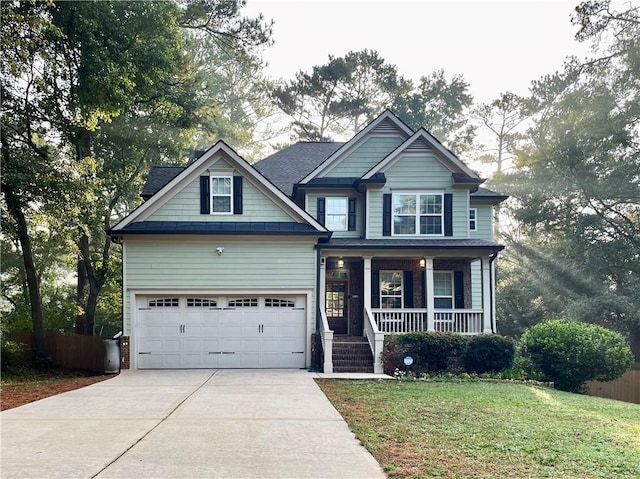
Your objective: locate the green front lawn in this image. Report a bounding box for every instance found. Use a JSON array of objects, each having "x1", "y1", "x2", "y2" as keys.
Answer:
[{"x1": 317, "y1": 379, "x2": 640, "y2": 479}]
